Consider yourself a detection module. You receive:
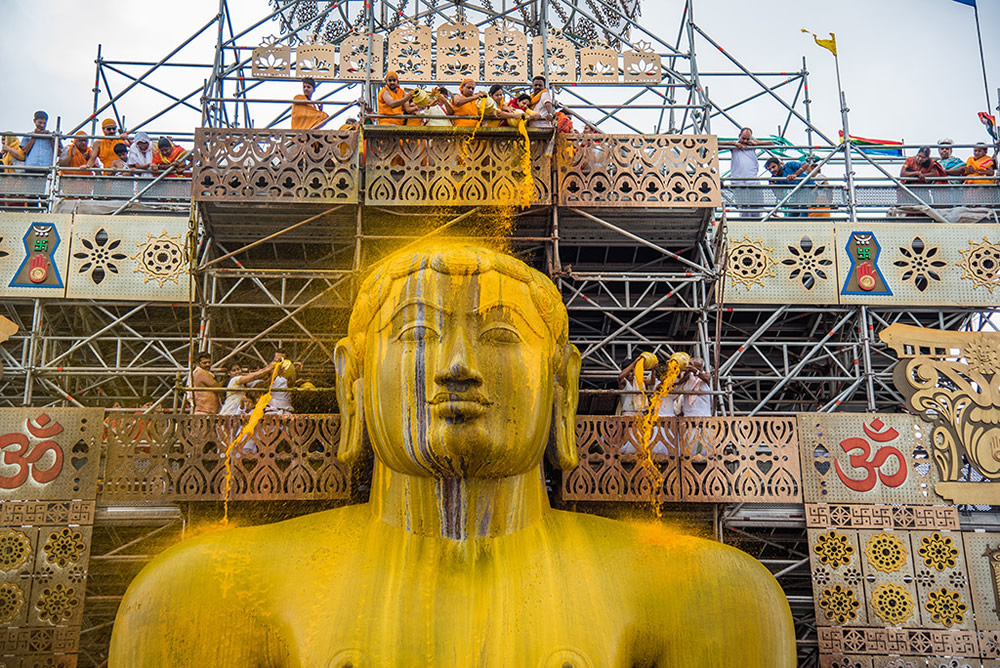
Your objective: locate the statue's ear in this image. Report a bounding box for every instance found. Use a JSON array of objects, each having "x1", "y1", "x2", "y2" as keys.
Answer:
[
  {"x1": 334, "y1": 339, "x2": 364, "y2": 465},
  {"x1": 549, "y1": 343, "x2": 581, "y2": 470}
]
